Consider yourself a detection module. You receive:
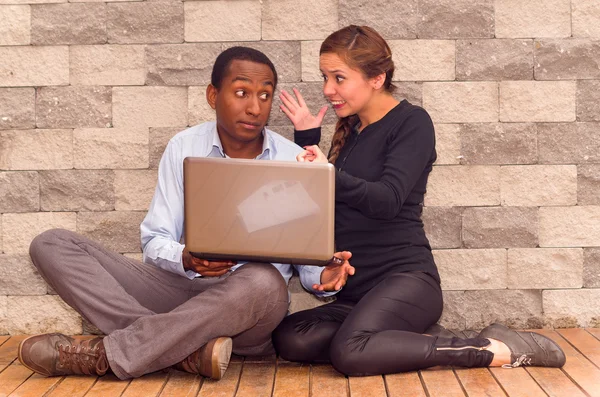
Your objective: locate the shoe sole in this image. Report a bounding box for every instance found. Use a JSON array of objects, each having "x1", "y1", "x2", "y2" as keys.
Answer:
[{"x1": 211, "y1": 337, "x2": 232, "y2": 380}]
